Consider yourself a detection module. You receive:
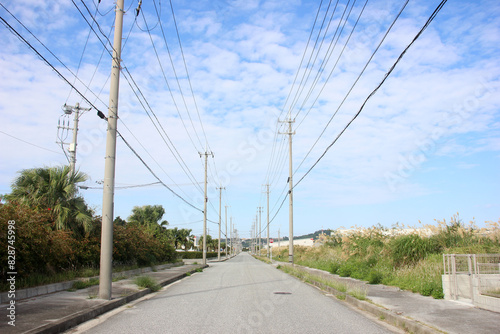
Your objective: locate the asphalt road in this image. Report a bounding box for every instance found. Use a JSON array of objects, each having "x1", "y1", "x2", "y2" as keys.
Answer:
[{"x1": 74, "y1": 253, "x2": 396, "y2": 334}]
